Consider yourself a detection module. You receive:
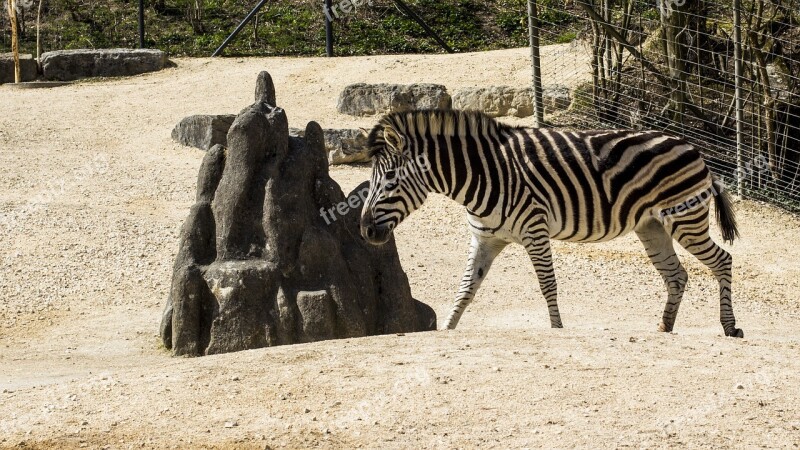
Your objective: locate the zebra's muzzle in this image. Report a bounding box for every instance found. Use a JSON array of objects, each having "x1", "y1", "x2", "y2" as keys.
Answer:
[{"x1": 360, "y1": 216, "x2": 393, "y2": 245}]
